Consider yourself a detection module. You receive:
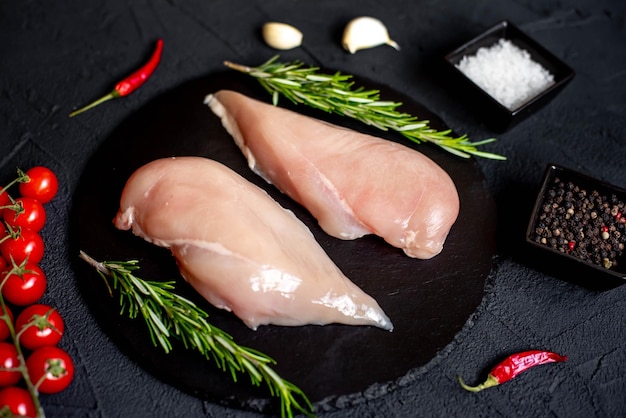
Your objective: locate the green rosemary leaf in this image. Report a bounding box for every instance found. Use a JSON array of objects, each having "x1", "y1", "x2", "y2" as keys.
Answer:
[
  {"x1": 397, "y1": 123, "x2": 429, "y2": 131},
  {"x1": 128, "y1": 274, "x2": 150, "y2": 295},
  {"x1": 270, "y1": 77, "x2": 301, "y2": 87},
  {"x1": 365, "y1": 100, "x2": 397, "y2": 107},
  {"x1": 346, "y1": 96, "x2": 374, "y2": 103},
  {"x1": 146, "y1": 306, "x2": 170, "y2": 337},
  {"x1": 241, "y1": 356, "x2": 264, "y2": 383},
  {"x1": 307, "y1": 74, "x2": 334, "y2": 82},
  {"x1": 224, "y1": 56, "x2": 506, "y2": 160}
]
